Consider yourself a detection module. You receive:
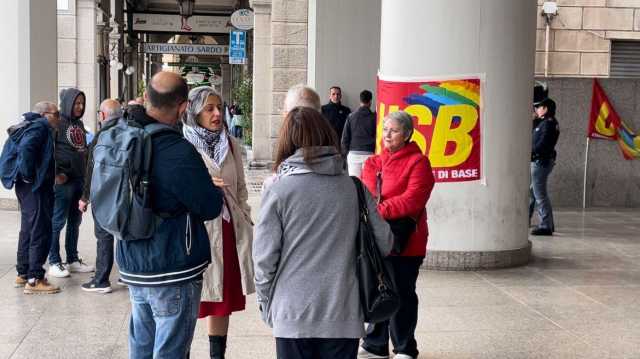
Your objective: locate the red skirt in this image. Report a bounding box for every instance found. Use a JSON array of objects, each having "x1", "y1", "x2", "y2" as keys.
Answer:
[{"x1": 198, "y1": 216, "x2": 246, "y2": 318}]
